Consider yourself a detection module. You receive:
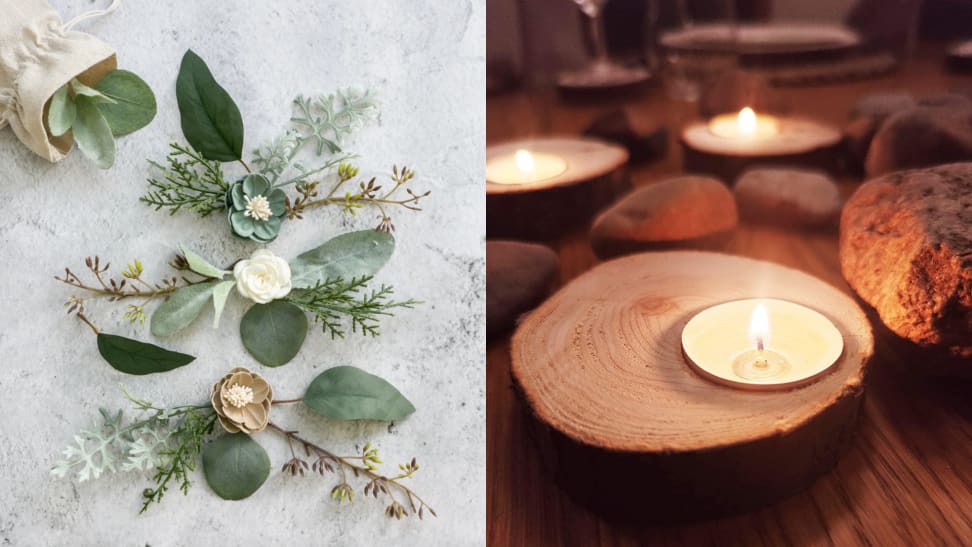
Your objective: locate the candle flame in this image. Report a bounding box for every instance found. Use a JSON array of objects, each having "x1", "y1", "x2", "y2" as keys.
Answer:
[
  {"x1": 738, "y1": 107, "x2": 757, "y2": 137},
  {"x1": 749, "y1": 303, "x2": 770, "y2": 351},
  {"x1": 514, "y1": 149, "x2": 535, "y2": 175}
]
